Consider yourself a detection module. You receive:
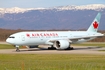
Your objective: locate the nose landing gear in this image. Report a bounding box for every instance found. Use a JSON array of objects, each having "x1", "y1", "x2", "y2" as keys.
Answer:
[{"x1": 16, "y1": 45, "x2": 20, "y2": 52}]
